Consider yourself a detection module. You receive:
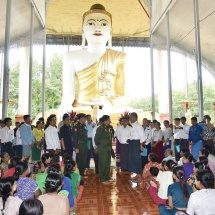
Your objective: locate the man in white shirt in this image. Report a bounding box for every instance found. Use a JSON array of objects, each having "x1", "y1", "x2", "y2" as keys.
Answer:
[
  {"x1": 174, "y1": 117, "x2": 190, "y2": 161},
  {"x1": 128, "y1": 112, "x2": 145, "y2": 183},
  {"x1": 162, "y1": 149, "x2": 176, "y2": 162},
  {"x1": 45, "y1": 114, "x2": 61, "y2": 163},
  {"x1": 162, "y1": 120, "x2": 172, "y2": 153},
  {"x1": 141, "y1": 118, "x2": 152, "y2": 169},
  {"x1": 115, "y1": 117, "x2": 132, "y2": 173},
  {"x1": 86, "y1": 115, "x2": 97, "y2": 171},
  {"x1": 0, "y1": 117, "x2": 14, "y2": 157}
]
